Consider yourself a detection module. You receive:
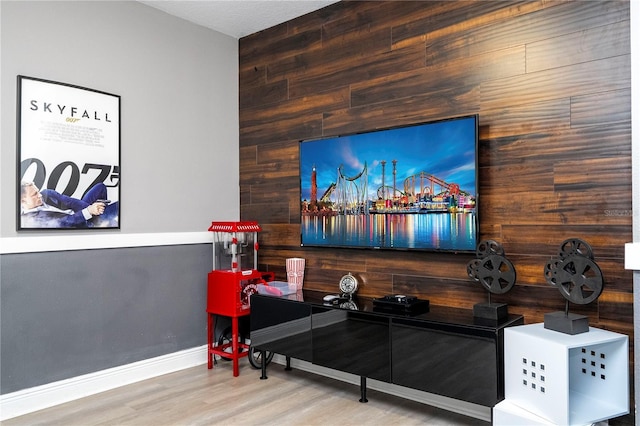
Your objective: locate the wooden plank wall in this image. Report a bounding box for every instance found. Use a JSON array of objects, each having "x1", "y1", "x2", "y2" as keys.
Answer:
[{"x1": 239, "y1": 1, "x2": 632, "y2": 410}]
